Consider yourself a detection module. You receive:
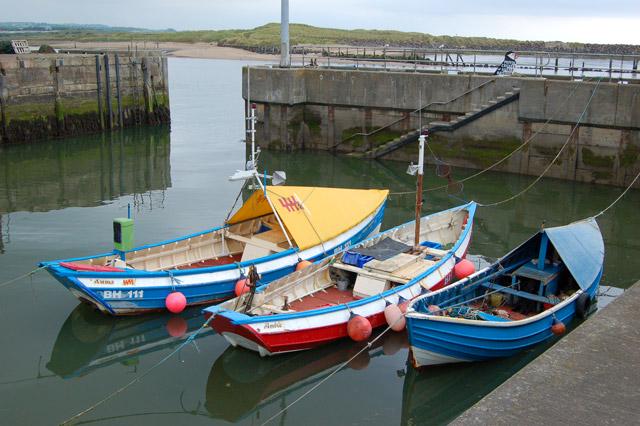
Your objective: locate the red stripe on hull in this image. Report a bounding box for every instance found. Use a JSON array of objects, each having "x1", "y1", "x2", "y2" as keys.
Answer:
[{"x1": 211, "y1": 276, "x2": 455, "y2": 355}]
